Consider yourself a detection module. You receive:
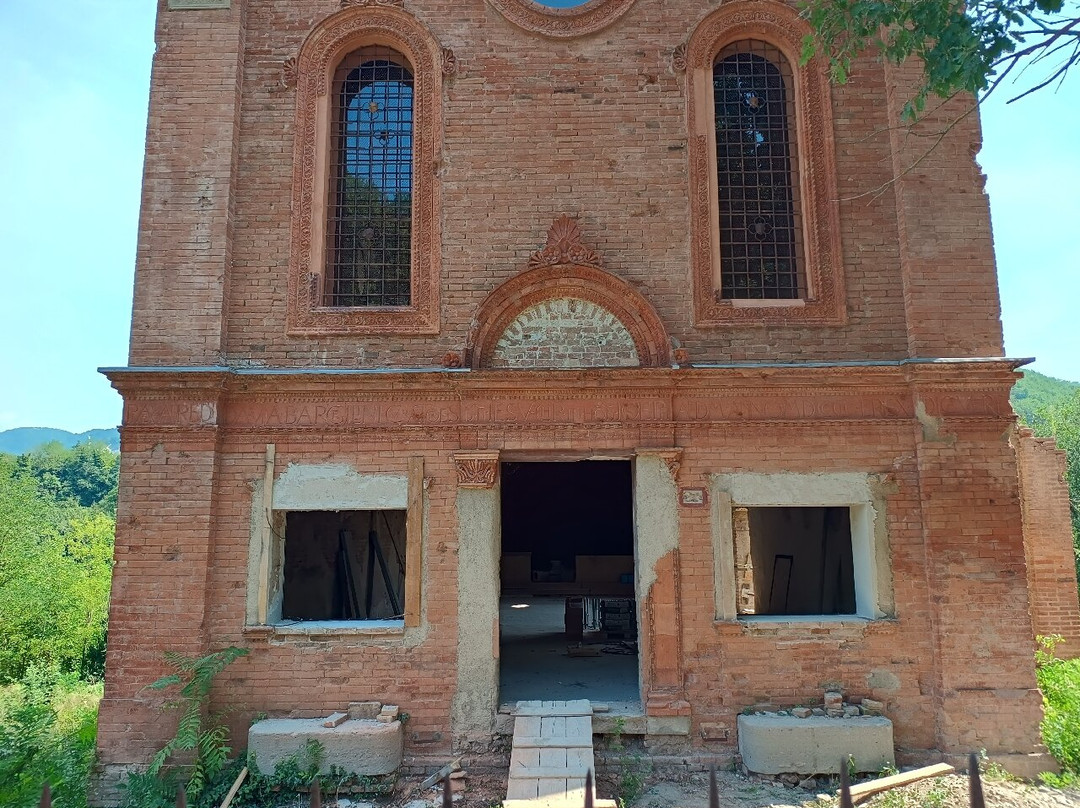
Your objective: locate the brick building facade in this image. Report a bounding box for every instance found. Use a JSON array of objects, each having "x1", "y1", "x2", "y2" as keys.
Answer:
[{"x1": 97, "y1": 0, "x2": 1079, "y2": 795}]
